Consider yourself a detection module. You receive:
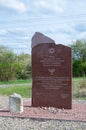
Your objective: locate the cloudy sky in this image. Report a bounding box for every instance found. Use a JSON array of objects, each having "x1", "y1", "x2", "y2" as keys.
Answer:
[{"x1": 0, "y1": 0, "x2": 86, "y2": 54}]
